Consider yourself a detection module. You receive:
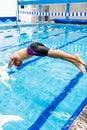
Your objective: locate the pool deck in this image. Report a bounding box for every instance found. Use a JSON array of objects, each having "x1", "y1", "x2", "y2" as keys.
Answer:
[{"x1": 69, "y1": 106, "x2": 87, "y2": 130}]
